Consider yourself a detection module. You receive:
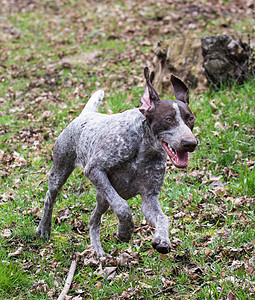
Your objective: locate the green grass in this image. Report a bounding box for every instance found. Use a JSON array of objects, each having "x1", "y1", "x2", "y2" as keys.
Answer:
[
  {"x1": 0, "y1": 0, "x2": 254, "y2": 299},
  {"x1": 0, "y1": 248, "x2": 30, "y2": 296},
  {"x1": 235, "y1": 164, "x2": 255, "y2": 196}
]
